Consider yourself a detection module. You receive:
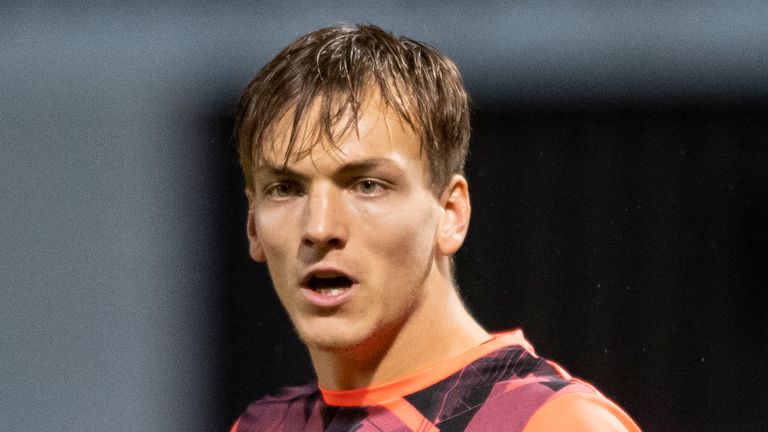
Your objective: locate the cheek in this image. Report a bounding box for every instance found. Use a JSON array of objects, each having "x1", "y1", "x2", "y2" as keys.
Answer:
[
  {"x1": 256, "y1": 204, "x2": 299, "y2": 251},
  {"x1": 356, "y1": 200, "x2": 438, "y2": 263},
  {"x1": 253, "y1": 206, "x2": 301, "y2": 286}
]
